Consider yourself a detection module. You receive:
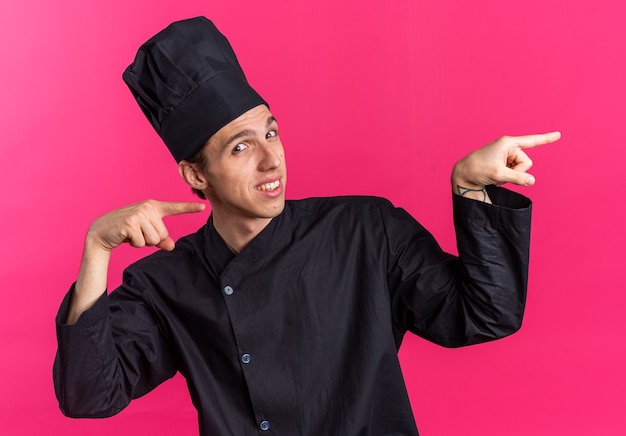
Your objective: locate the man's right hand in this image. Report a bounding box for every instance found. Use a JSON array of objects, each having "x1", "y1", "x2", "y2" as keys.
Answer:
[
  {"x1": 65, "y1": 200, "x2": 206, "y2": 325},
  {"x1": 87, "y1": 200, "x2": 206, "y2": 252}
]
